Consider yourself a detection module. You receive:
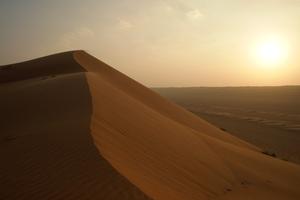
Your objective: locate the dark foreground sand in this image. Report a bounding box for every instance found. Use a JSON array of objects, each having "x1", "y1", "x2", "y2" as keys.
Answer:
[
  {"x1": 1, "y1": 51, "x2": 300, "y2": 200},
  {"x1": 0, "y1": 52, "x2": 149, "y2": 199}
]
